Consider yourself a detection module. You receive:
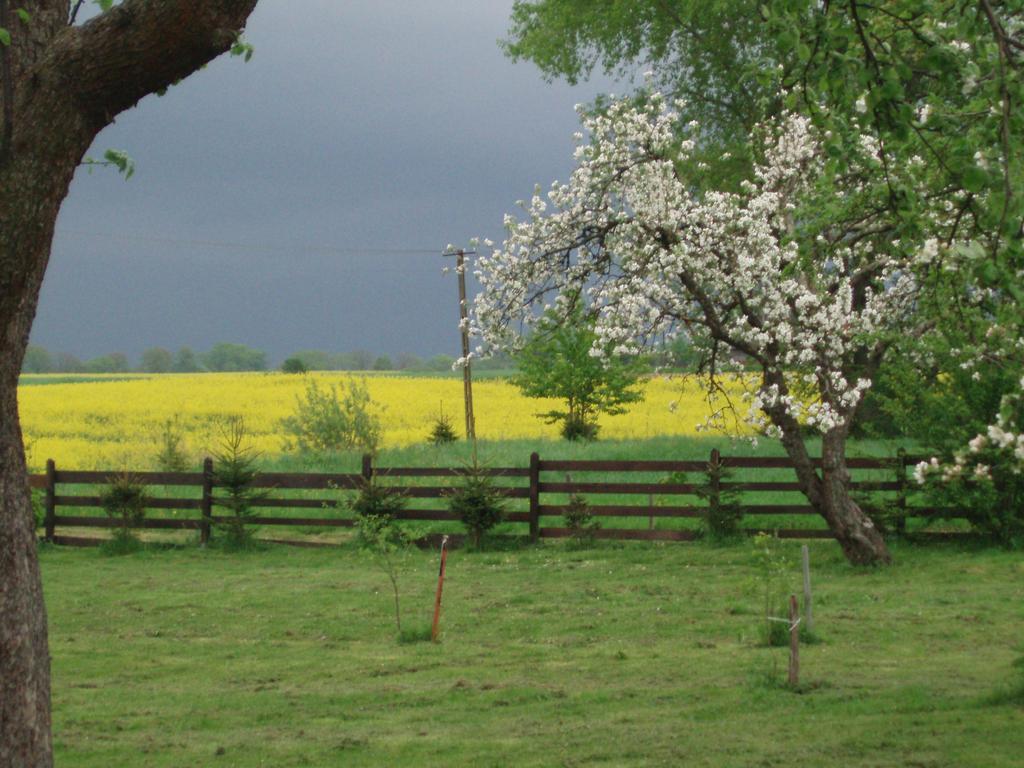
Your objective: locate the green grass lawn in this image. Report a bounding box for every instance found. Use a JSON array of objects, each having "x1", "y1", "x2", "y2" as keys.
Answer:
[{"x1": 42, "y1": 538, "x2": 1023, "y2": 766}]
